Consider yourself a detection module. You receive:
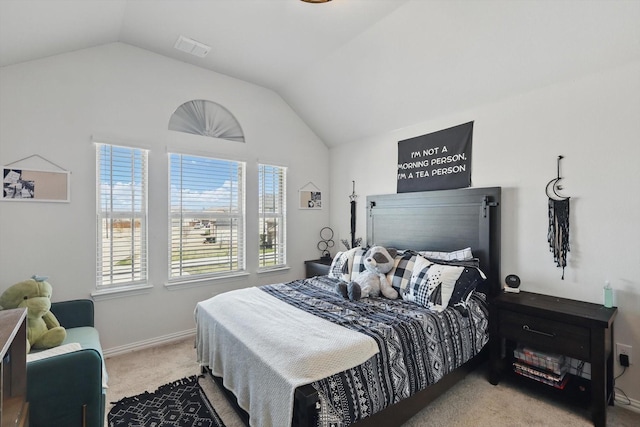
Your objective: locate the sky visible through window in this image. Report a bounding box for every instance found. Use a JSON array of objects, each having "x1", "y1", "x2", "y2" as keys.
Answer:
[
  {"x1": 169, "y1": 154, "x2": 239, "y2": 213},
  {"x1": 99, "y1": 145, "x2": 144, "y2": 213},
  {"x1": 99, "y1": 148, "x2": 240, "y2": 212},
  {"x1": 260, "y1": 164, "x2": 282, "y2": 213}
]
